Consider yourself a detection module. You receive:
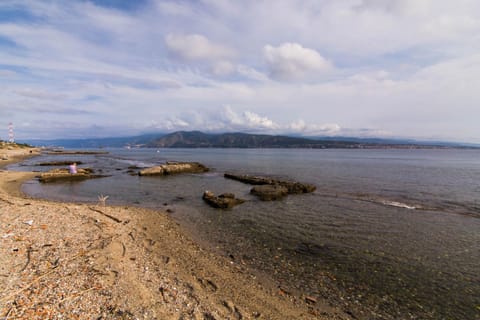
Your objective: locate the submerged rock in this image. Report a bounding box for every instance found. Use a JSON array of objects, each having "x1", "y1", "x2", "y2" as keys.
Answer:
[
  {"x1": 224, "y1": 172, "x2": 316, "y2": 198},
  {"x1": 139, "y1": 162, "x2": 209, "y2": 176},
  {"x1": 202, "y1": 190, "x2": 245, "y2": 209},
  {"x1": 250, "y1": 185, "x2": 289, "y2": 201}
]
